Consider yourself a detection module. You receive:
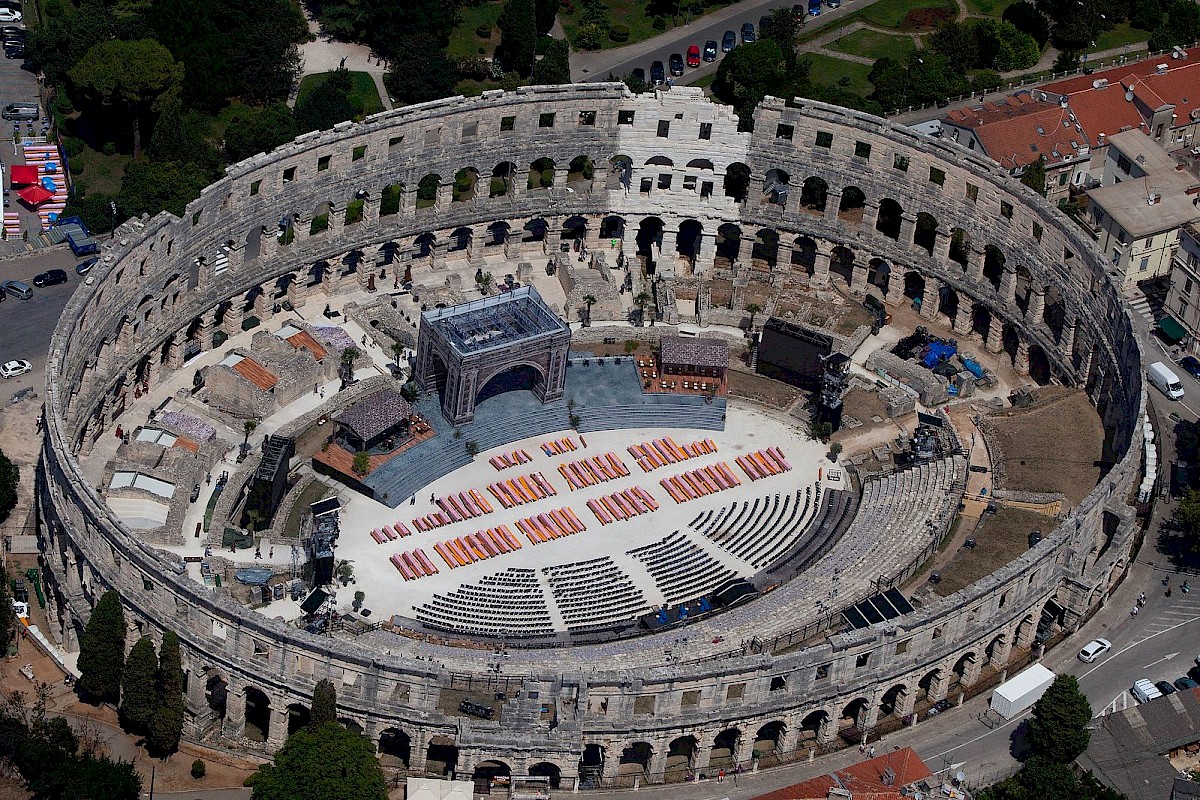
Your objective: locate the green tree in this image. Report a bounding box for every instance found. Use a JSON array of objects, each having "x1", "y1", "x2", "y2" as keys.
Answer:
[
  {"x1": 294, "y1": 68, "x2": 357, "y2": 134},
  {"x1": 1052, "y1": 48, "x2": 1081, "y2": 72},
  {"x1": 149, "y1": 91, "x2": 222, "y2": 175},
  {"x1": 147, "y1": 0, "x2": 232, "y2": 111},
  {"x1": 1021, "y1": 156, "x2": 1048, "y2": 196},
  {"x1": 715, "y1": 40, "x2": 789, "y2": 125},
  {"x1": 25, "y1": 0, "x2": 118, "y2": 87},
  {"x1": 535, "y1": 0, "x2": 559, "y2": 33},
  {"x1": 147, "y1": 631, "x2": 185, "y2": 755},
  {"x1": 117, "y1": 160, "x2": 212, "y2": 218},
  {"x1": 311, "y1": 679, "x2": 338, "y2": 730},
  {"x1": 249, "y1": 723, "x2": 387, "y2": 800},
  {"x1": 68, "y1": 39, "x2": 184, "y2": 157},
  {"x1": 77, "y1": 591, "x2": 126, "y2": 704},
  {"x1": 118, "y1": 635, "x2": 158, "y2": 734},
  {"x1": 1026, "y1": 674, "x2": 1092, "y2": 763},
  {"x1": 760, "y1": 7, "x2": 801, "y2": 70},
  {"x1": 976, "y1": 20, "x2": 1040, "y2": 71},
  {"x1": 533, "y1": 37, "x2": 571, "y2": 85},
  {"x1": 744, "y1": 302, "x2": 762, "y2": 330},
  {"x1": 384, "y1": 37, "x2": 459, "y2": 106},
  {"x1": 1003, "y1": 1, "x2": 1051, "y2": 48},
  {"x1": 224, "y1": 103, "x2": 300, "y2": 164},
  {"x1": 1129, "y1": 0, "x2": 1162, "y2": 30},
  {"x1": 582, "y1": 293, "x2": 597, "y2": 325},
  {"x1": 0, "y1": 448, "x2": 17, "y2": 525},
  {"x1": 868, "y1": 56, "x2": 910, "y2": 110},
  {"x1": 930, "y1": 21, "x2": 978, "y2": 73},
  {"x1": 231, "y1": 1, "x2": 307, "y2": 105},
  {"x1": 1172, "y1": 487, "x2": 1200, "y2": 553},
  {"x1": 497, "y1": 0, "x2": 538, "y2": 76}
]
